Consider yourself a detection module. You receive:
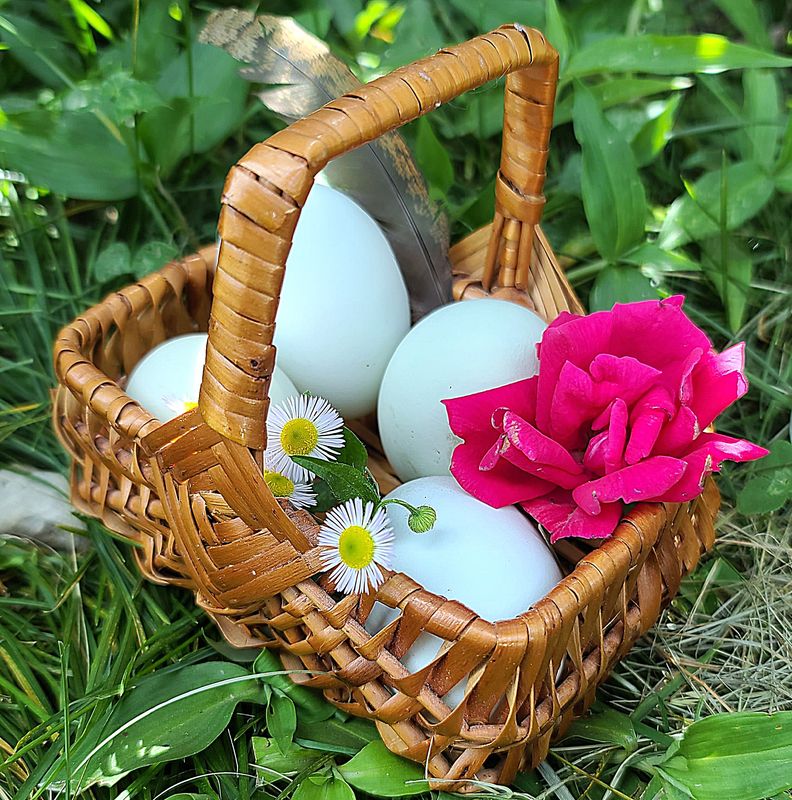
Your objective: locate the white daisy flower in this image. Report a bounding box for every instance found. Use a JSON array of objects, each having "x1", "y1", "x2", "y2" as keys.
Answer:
[
  {"x1": 266, "y1": 394, "x2": 344, "y2": 483},
  {"x1": 318, "y1": 498, "x2": 394, "y2": 596},
  {"x1": 263, "y1": 469, "x2": 317, "y2": 510}
]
